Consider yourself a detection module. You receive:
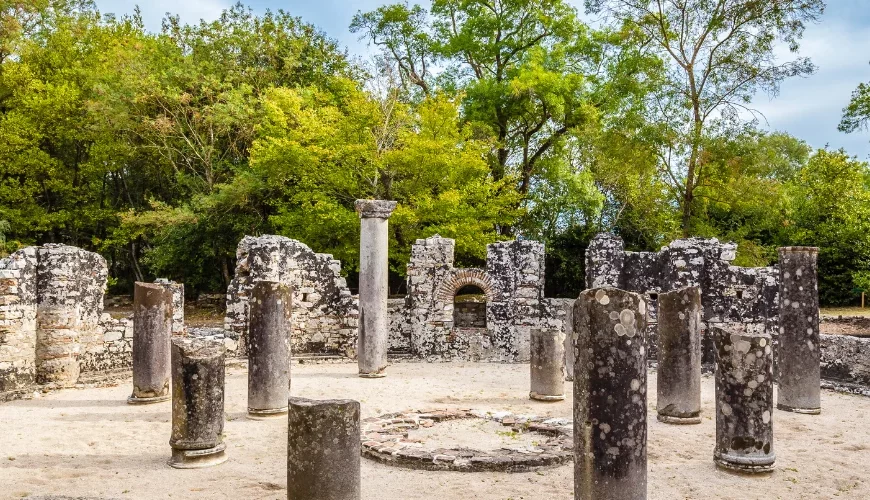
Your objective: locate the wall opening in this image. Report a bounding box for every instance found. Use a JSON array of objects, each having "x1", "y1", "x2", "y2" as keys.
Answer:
[{"x1": 454, "y1": 284, "x2": 487, "y2": 328}]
